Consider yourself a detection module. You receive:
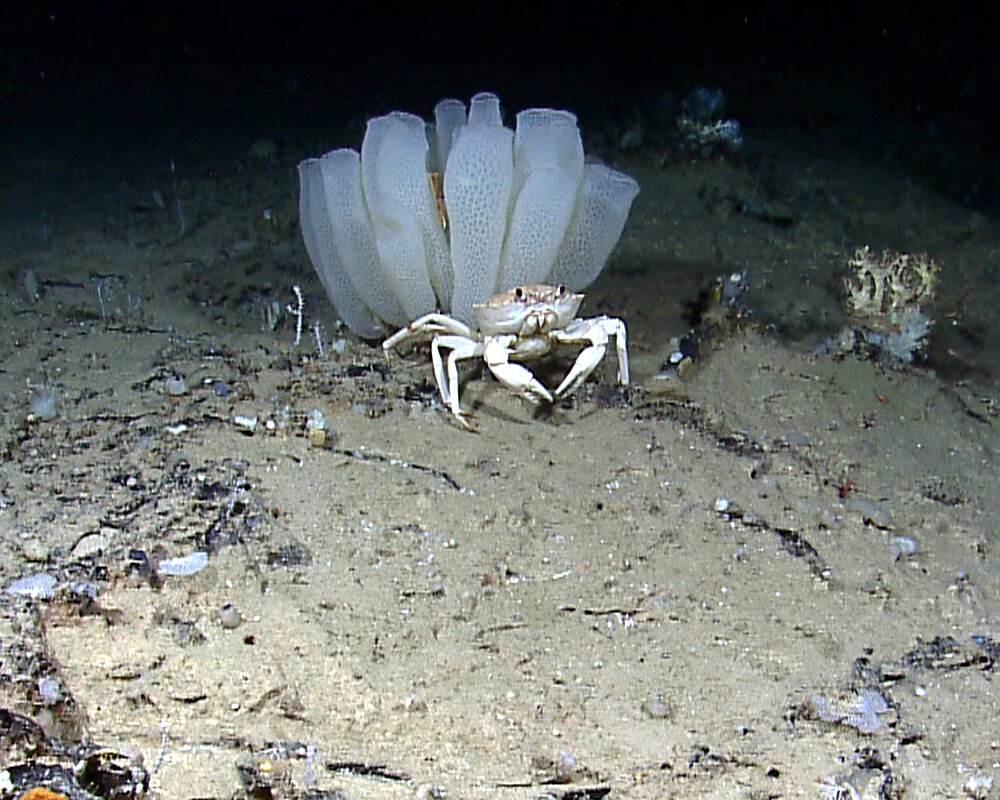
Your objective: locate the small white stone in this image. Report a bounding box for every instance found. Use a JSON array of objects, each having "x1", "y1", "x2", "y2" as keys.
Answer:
[
  {"x1": 890, "y1": 536, "x2": 918, "y2": 557},
  {"x1": 38, "y1": 677, "x2": 62, "y2": 705},
  {"x1": 964, "y1": 773, "x2": 993, "y2": 799},
  {"x1": 233, "y1": 414, "x2": 258, "y2": 433}
]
